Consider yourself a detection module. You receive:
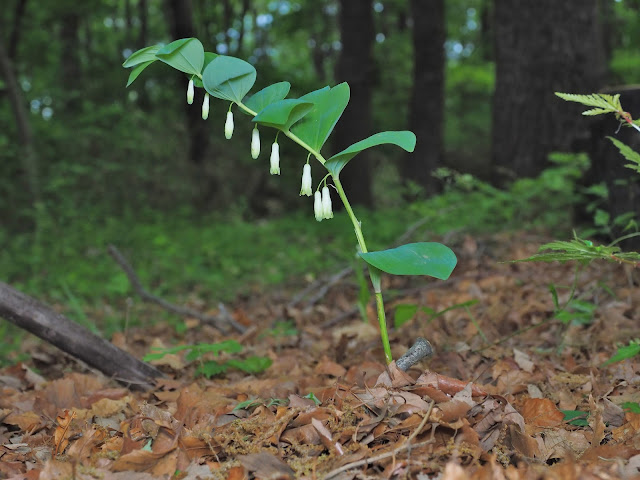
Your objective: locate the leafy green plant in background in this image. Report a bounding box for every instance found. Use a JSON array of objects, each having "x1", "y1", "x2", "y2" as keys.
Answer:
[
  {"x1": 143, "y1": 339, "x2": 272, "y2": 378},
  {"x1": 518, "y1": 92, "x2": 640, "y2": 365},
  {"x1": 123, "y1": 37, "x2": 457, "y2": 364}
]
